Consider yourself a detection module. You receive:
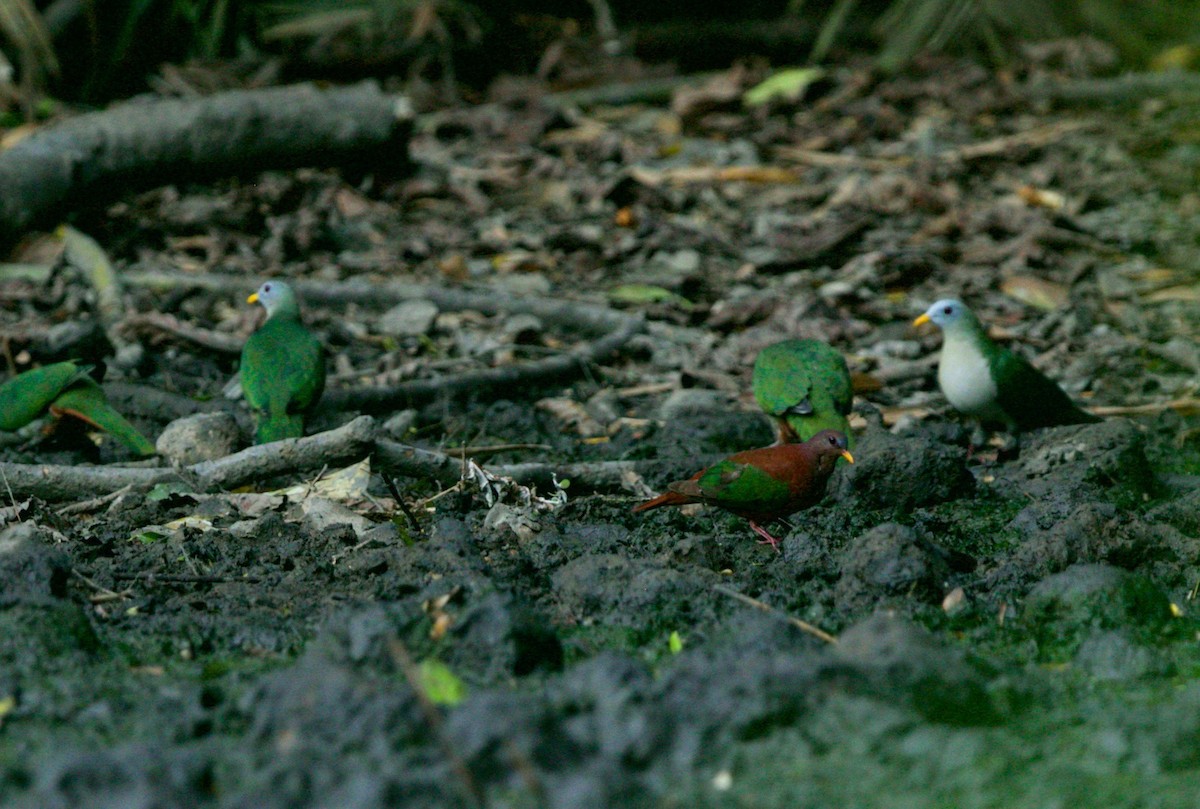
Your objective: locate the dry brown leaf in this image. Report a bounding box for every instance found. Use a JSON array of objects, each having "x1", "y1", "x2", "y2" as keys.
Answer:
[
  {"x1": 1001, "y1": 275, "x2": 1069, "y2": 310},
  {"x1": 536, "y1": 397, "x2": 605, "y2": 437}
]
